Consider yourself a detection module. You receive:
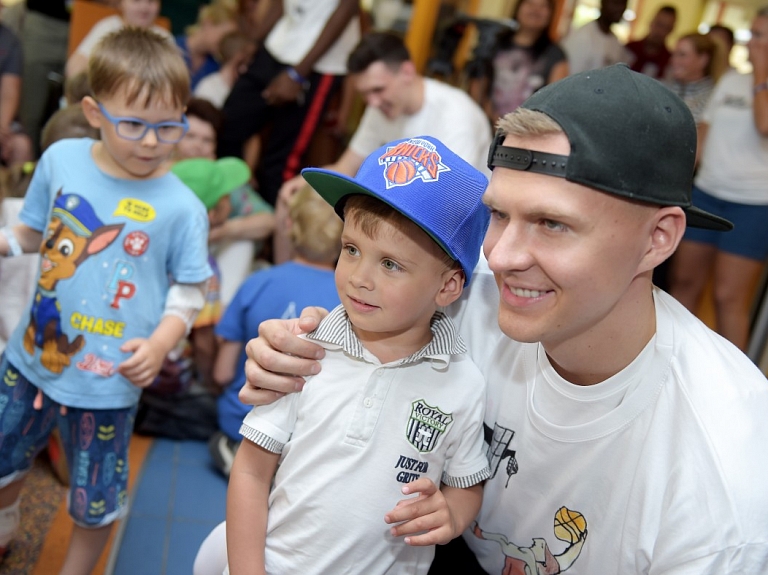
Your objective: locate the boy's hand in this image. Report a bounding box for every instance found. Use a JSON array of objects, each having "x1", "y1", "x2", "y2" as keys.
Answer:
[
  {"x1": 118, "y1": 338, "x2": 165, "y2": 388},
  {"x1": 384, "y1": 478, "x2": 459, "y2": 546}
]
